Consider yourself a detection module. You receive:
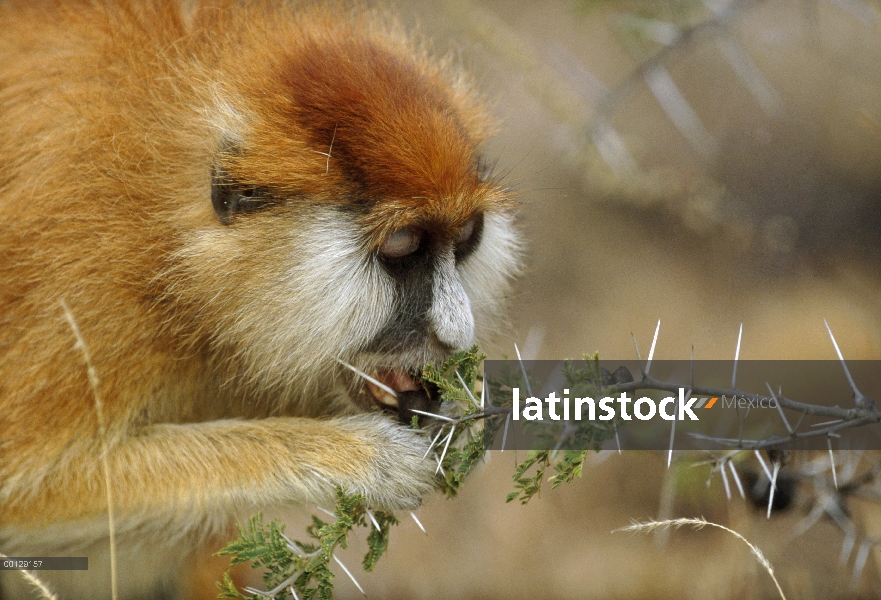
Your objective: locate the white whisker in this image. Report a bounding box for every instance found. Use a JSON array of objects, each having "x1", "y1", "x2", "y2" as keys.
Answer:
[{"x1": 335, "y1": 358, "x2": 397, "y2": 397}]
